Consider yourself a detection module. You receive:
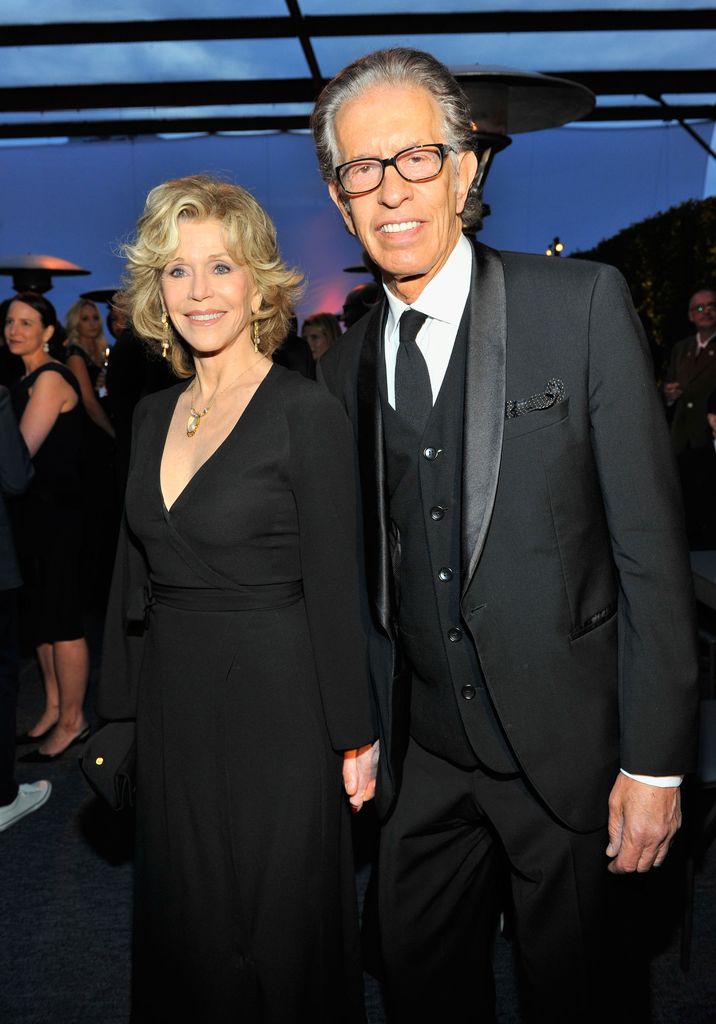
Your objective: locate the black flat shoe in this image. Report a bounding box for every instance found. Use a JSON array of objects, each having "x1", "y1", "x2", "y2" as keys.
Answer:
[
  {"x1": 18, "y1": 727, "x2": 91, "y2": 764},
  {"x1": 15, "y1": 727, "x2": 55, "y2": 746}
]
